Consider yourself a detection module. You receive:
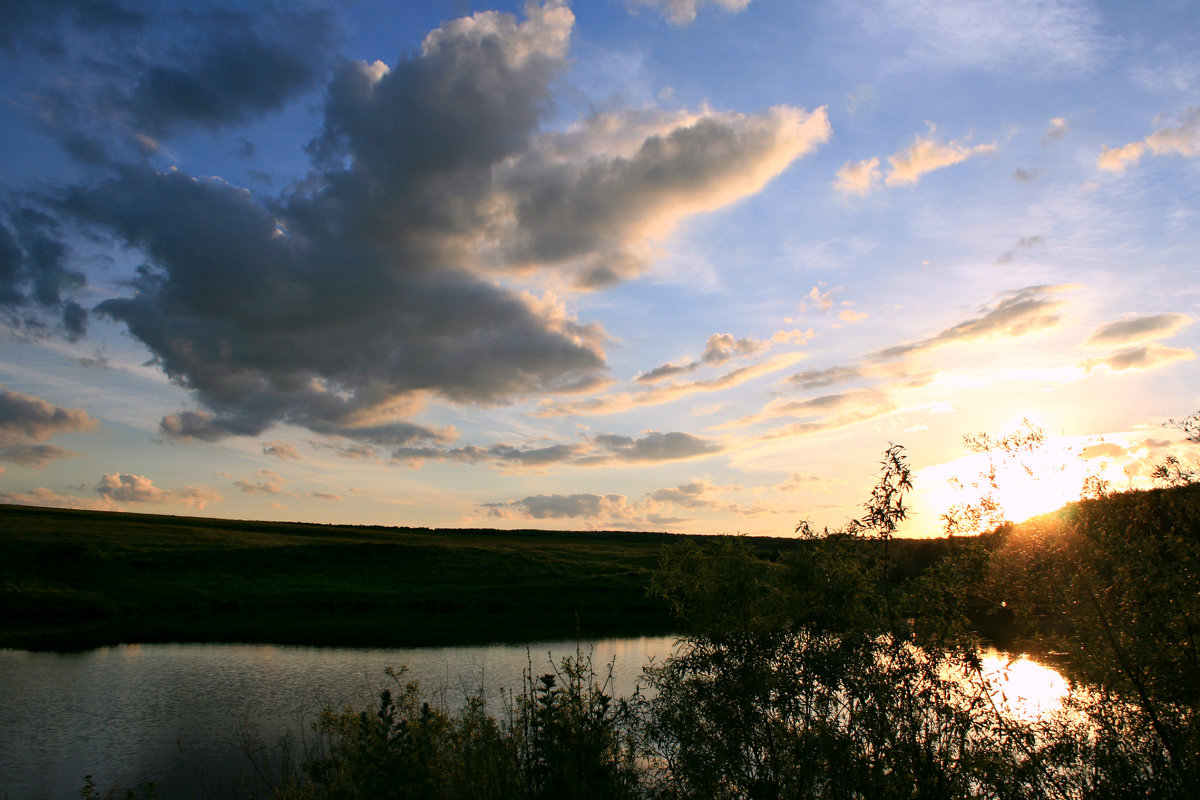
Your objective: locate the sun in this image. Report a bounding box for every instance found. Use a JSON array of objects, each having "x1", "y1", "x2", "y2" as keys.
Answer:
[{"x1": 914, "y1": 427, "x2": 1118, "y2": 536}]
